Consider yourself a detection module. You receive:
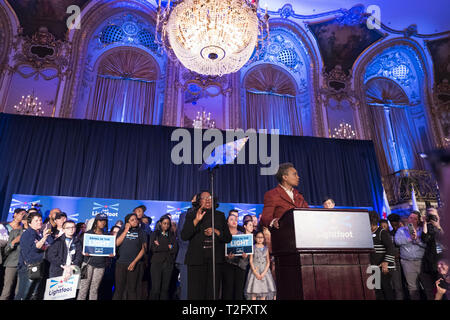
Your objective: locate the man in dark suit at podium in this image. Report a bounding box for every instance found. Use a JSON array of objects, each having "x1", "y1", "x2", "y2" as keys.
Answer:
[{"x1": 260, "y1": 163, "x2": 309, "y2": 229}]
